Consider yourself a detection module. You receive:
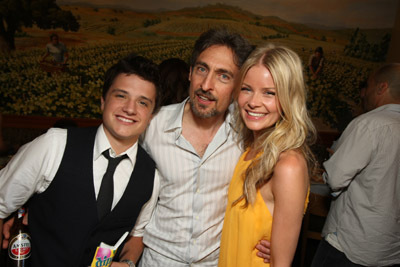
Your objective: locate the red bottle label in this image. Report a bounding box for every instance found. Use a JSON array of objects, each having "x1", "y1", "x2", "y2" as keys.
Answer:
[{"x1": 8, "y1": 233, "x2": 32, "y2": 260}]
